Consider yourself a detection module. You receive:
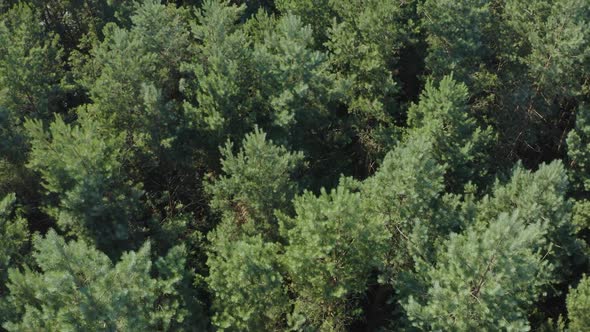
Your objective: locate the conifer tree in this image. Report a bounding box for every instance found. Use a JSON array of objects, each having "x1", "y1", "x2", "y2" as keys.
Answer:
[
  {"x1": 418, "y1": 0, "x2": 497, "y2": 93},
  {"x1": 327, "y1": 0, "x2": 408, "y2": 122},
  {"x1": 275, "y1": 0, "x2": 335, "y2": 45},
  {"x1": 325, "y1": 0, "x2": 415, "y2": 164},
  {"x1": 205, "y1": 128, "x2": 301, "y2": 329},
  {"x1": 77, "y1": 0, "x2": 190, "y2": 160},
  {"x1": 253, "y1": 13, "x2": 339, "y2": 134},
  {"x1": 2, "y1": 230, "x2": 204, "y2": 331},
  {"x1": 280, "y1": 178, "x2": 387, "y2": 331},
  {"x1": 0, "y1": 193, "x2": 28, "y2": 288},
  {"x1": 185, "y1": 1, "x2": 342, "y2": 156},
  {"x1": 0, "y1": 3, "x2": 68, "y2": 199},
  {"x1": 182, "y1": 0, "x2": 254, "y2": 144},
  {"x1": 251, "y1": 13, "x2": 352, "y2": 184},
  {"x1": 567, "y1": 105, "x2": 590, "y2": 193},
  {"x1": 0, "y1": 0, "x2": 589, "y2": 329},
  {"x1": 25, "y1": 114, "x2": 144, "y2": 256},
  {"x1": 206, "y1": 231, "x2": 287, "y2": 331},
  {"x1": 504, "y1": 0, "x2": 590, "y2": 99},
  {"x1": 27, "y1": 0, "x2": 119, "y2": 54},
  {"x1": 0, "y1": 106, "x2": 32, "y2": 199},
  {"x1": 404, "y1": 212, "x2": 551, "y2": 331},
  {"x1": 476, "y1": 161, "x2": 580, "y2": 281},
  {"x1": 362, "y1": 135, "x2": 447, "y2": 279},
  {"x1": 407, "y1": 75, "x2": 494, "y2": 189},
  {"x1": 566, "y1": 275, "x2": 590, "y2": 331},
  {"x1": 0, "y1": 2, "x2": 66, "y2": 120},
  {"x1": 206, "y1": 127, "x2": 304, "y2": 239}
]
